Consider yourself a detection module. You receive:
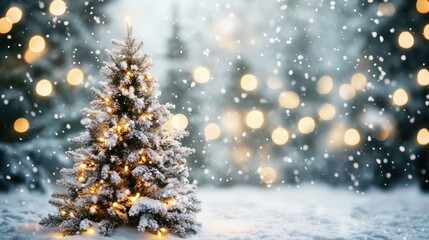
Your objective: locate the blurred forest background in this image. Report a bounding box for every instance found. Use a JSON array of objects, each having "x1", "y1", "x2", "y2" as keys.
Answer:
[{"x1": 1, "y1": 0, "x2": 428, "y2": 192}]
